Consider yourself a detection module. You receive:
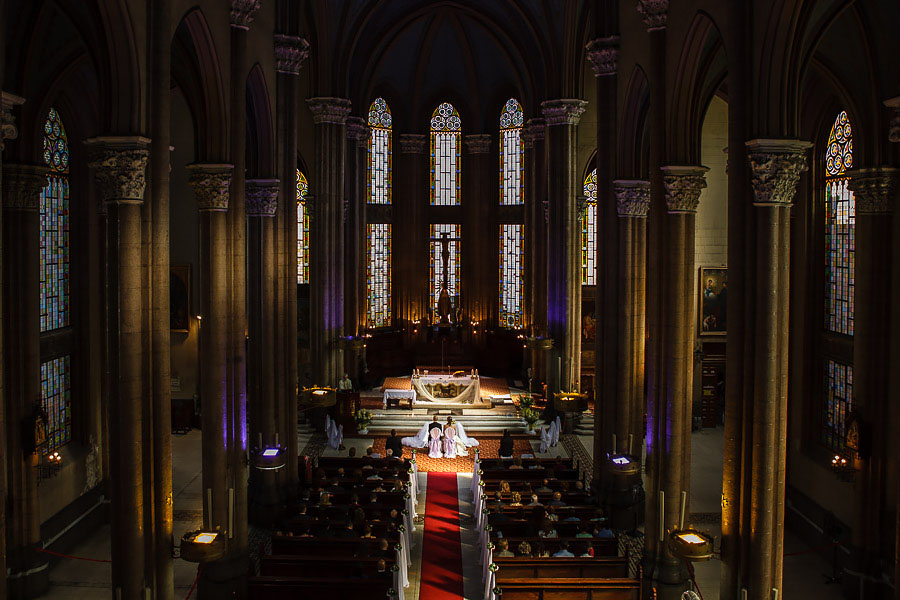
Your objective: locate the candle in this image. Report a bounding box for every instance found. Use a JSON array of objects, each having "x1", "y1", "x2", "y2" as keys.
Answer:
[
  {"x1": 679, "y1": 490, "x2": 687, "y2": 530},
  {"x1": 628, "y1": 434, "x2": 634, "y2": 455},
  {"x1": 658, "y1": 491, "x2": 665, "y2": 541},
  {"x1": 741, "y1": 590, "x2": 747, "y2": 600},
  {"x1": 772, "y1": 589, "x2": 779, "y2": 600},
  {"x1": 612, "y1": 434, "x2": 617, "y2": 453}
]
